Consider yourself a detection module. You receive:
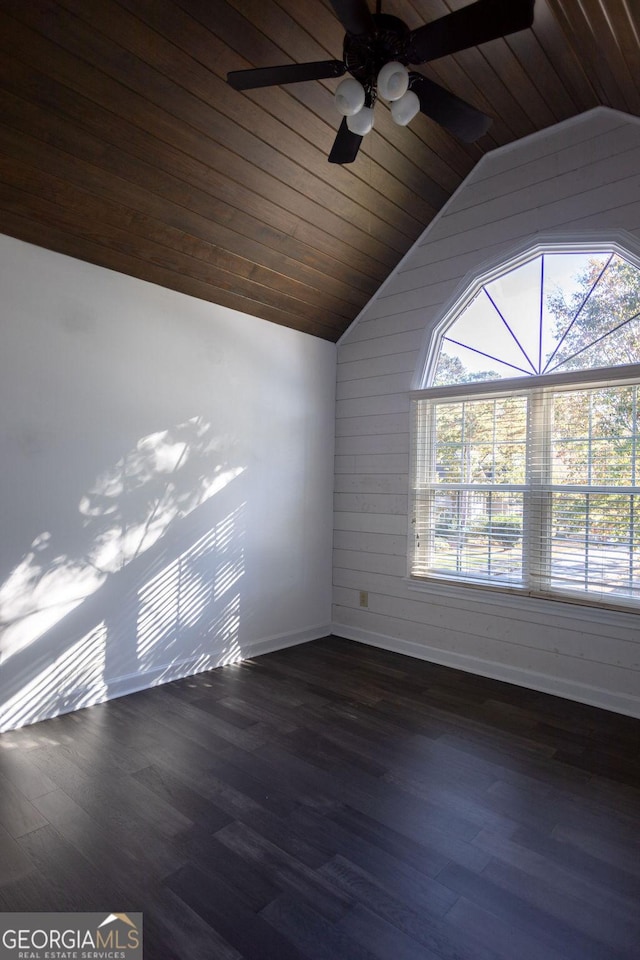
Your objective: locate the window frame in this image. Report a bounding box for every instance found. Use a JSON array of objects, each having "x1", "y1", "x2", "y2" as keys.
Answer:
[
  {"x1": 414, "y1": 238, "x2": 640, "y2": 393},
  {"x1": 411, "y1": 369, "x2": 640, "y2": 614}
]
